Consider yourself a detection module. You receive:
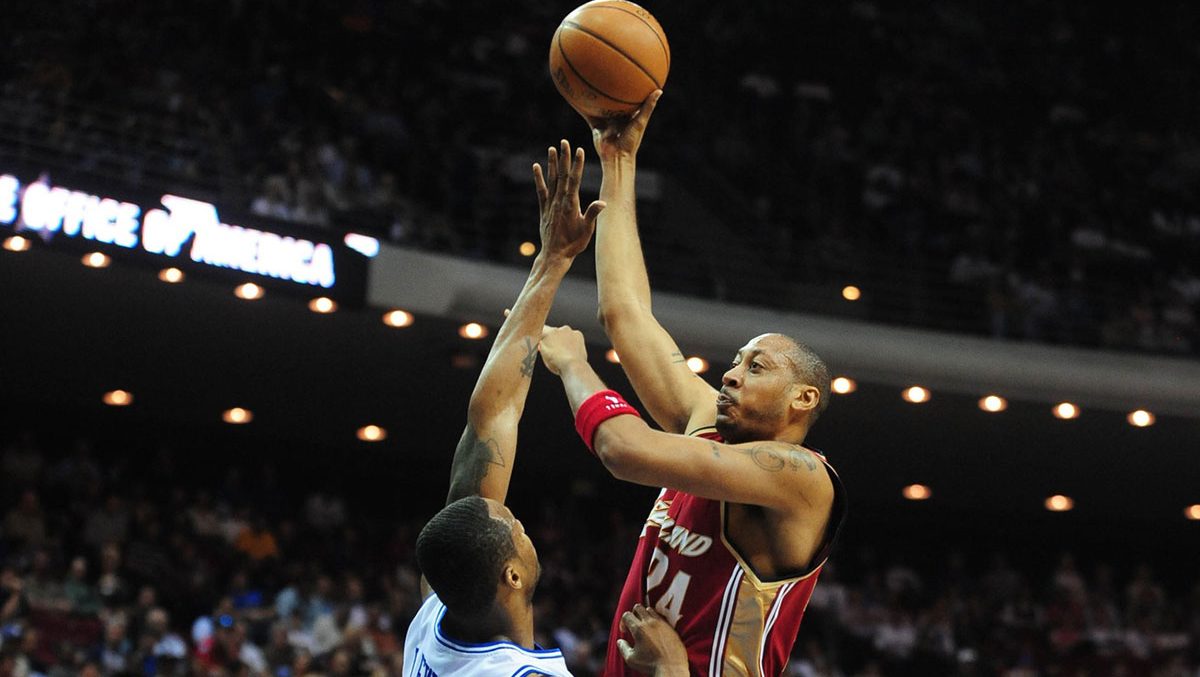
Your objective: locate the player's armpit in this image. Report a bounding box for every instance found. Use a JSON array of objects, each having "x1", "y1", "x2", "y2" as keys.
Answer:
[
  {"x1": 598, "y1": 306, "x2": 718, "y2": 434},
  {"x1": 594, "y1": 418, "x2": 832, "y2": 512}
]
